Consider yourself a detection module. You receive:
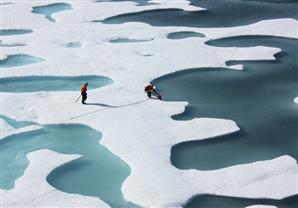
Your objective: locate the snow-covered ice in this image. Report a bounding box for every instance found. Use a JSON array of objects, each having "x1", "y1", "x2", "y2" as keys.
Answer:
[
  {"x1": 0, "y1": 119, "x2": 42, "y2": 139},
  {"x1": 1, "y1": 0, "x2": 298, "y2": 207},
  {"x1": 246, "y1": 205, "x2": 277, "y2": 208},
  {"x1": 1, "y1": 149, "x2": 110, "y2": 207}
]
